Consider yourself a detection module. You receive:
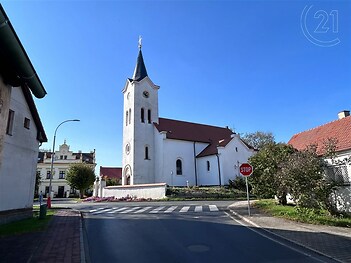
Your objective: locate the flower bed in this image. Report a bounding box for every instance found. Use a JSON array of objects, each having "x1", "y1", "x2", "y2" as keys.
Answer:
[{"x1": 83, "y1": 195, "x2": 152, "y2": 202}]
